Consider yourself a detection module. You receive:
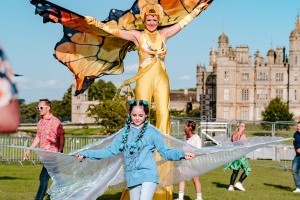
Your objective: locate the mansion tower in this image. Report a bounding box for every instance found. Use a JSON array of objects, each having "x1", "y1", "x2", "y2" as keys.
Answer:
[{"x1": 197, "y1": 16, "x2": 300, "y2": 121}]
